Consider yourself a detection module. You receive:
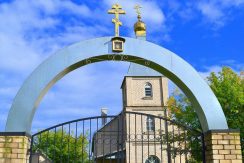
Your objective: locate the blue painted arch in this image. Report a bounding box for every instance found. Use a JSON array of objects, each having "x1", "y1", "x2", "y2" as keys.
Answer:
[{"x1": 5, "y1": 37, "x2": 228, "y2": 134}]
